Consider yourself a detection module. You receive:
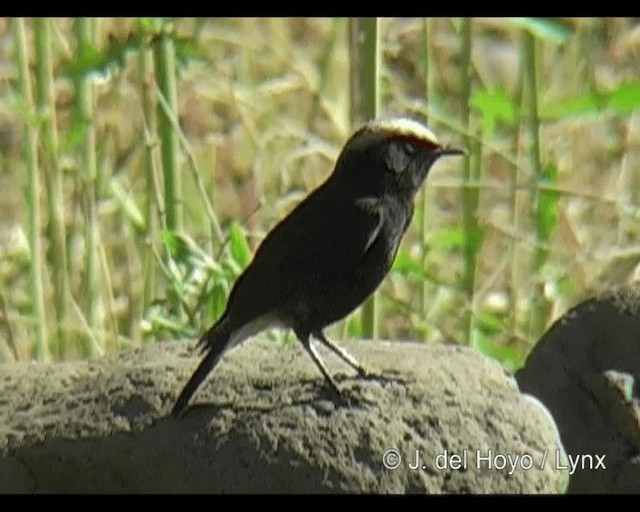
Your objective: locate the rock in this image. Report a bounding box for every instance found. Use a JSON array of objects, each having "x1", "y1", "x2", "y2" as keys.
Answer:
[
  {"x1": 516, "y1": 285, "x2": 640, "y2": 493},
  {"x1": 0, "y1": 339, "x2": 567, "y2": 493}
]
